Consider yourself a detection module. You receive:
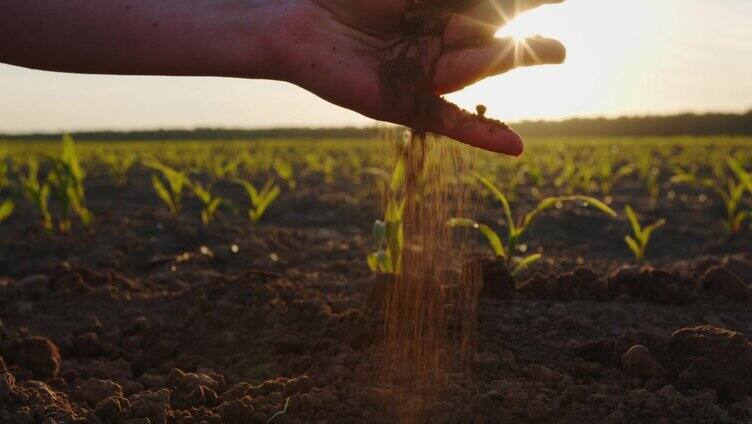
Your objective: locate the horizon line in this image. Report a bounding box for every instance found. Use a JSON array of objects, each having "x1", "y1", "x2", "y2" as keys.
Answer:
[{"x1": 1, "y1": 109, "x2": 751, "y2": 138}]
